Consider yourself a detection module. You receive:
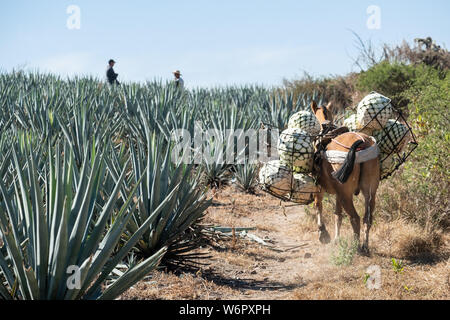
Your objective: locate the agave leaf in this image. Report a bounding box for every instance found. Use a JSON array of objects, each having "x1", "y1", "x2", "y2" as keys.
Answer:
[
  {"x1": 11, "y1": 149, "x2": 34, "y2": 259},
  {"x1": 48, "y1": 143, "x2": 64, "y2": 270},
  {"x1": 79, "y1": 161, "x2": 129, "y2": 262},
  {"x1": 83, "y1": 180, "x2": 180, "y2": 299},
  {"x1": 0, "y1": 280, "x2": 13, "y2": 300},
  {"x1": 46, "y1": 196, "x2": 70, "y2": 300},
  {"x1": 67, "y1": 143, "x2": 104, "y2": 267},
  {"x1": 79, "y1": 175, "x2": 146, "y2": 296},
  {"x1": 27, "y1": 143, "x2": 49, "y2": 298},
  {"x1": 64, "y1": 254, "x2": 93, "y2": 300},
  {"x1": 0, "y1": 185, "x2": 31, "y2": 299},
  {"x1": 23, "y1": 262, "x2": 40, "y2": 299},
  {"x1": 0, "y1": 245, "x2": 15, "y2": 289},
  {"x1": 98, "y1": 247, "x2": 166, "y2": 300}
]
